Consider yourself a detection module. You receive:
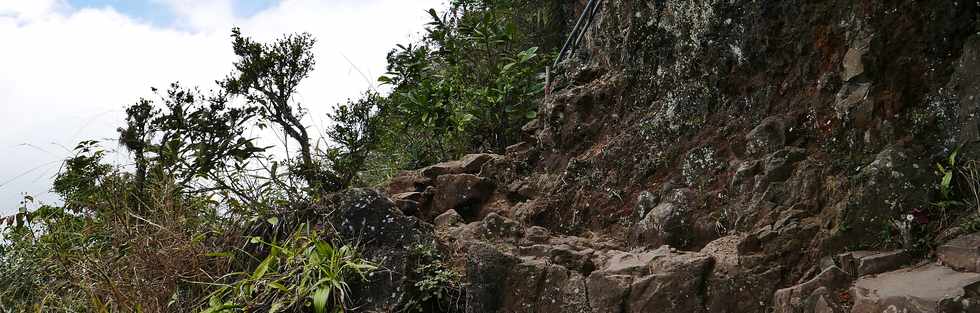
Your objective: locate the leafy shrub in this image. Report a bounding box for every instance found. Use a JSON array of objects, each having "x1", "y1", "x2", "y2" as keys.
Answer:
[
  {"x1": 372, "y1": 0, "x2": 560, "y2": 170},
  {"x1": 201, "y1": 223, "x2": 376, "y2": 313}
]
